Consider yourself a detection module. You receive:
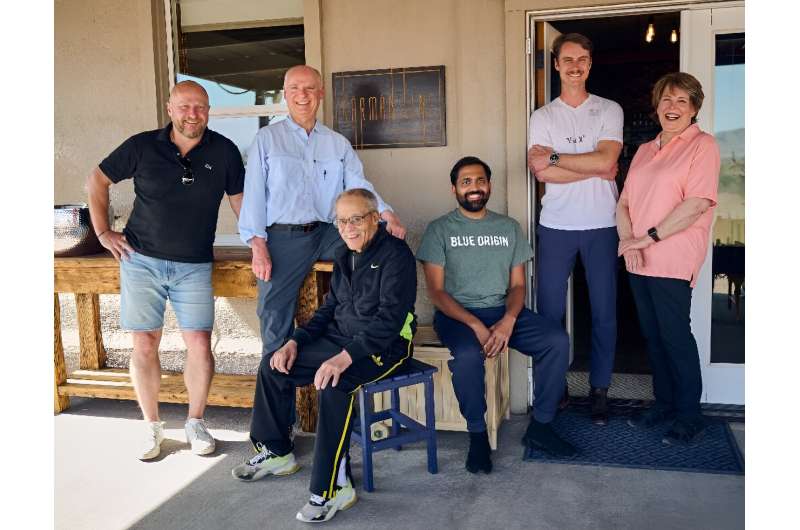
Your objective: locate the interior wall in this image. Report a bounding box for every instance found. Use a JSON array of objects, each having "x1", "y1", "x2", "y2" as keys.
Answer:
[
  {"x1": 55, "y1": 0, "x2": 163, "y2": 226},
  {"x1": 321, "y1": 0, "x2": 507, "y2": 324}
]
